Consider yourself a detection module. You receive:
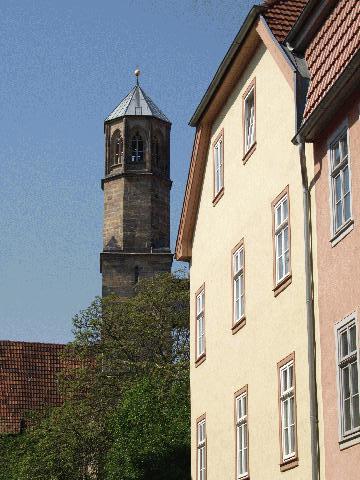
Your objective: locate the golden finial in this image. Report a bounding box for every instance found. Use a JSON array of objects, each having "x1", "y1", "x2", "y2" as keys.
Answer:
[{"x1": 134, "y1": 68, "x2": 140, "y2": 85}]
